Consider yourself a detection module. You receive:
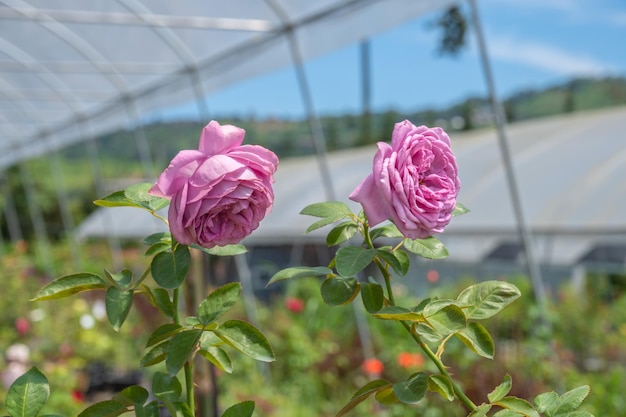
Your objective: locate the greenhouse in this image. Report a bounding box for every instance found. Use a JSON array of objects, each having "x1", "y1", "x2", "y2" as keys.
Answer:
[{"x1": 1, "y1": 1, "x2": 625, "y2": 417}]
